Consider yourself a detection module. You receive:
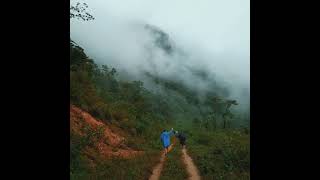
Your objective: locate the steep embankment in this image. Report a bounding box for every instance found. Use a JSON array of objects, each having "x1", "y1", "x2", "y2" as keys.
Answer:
[{"x1": 70, "y1": 104, "x2": 143, "y2": 160}]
